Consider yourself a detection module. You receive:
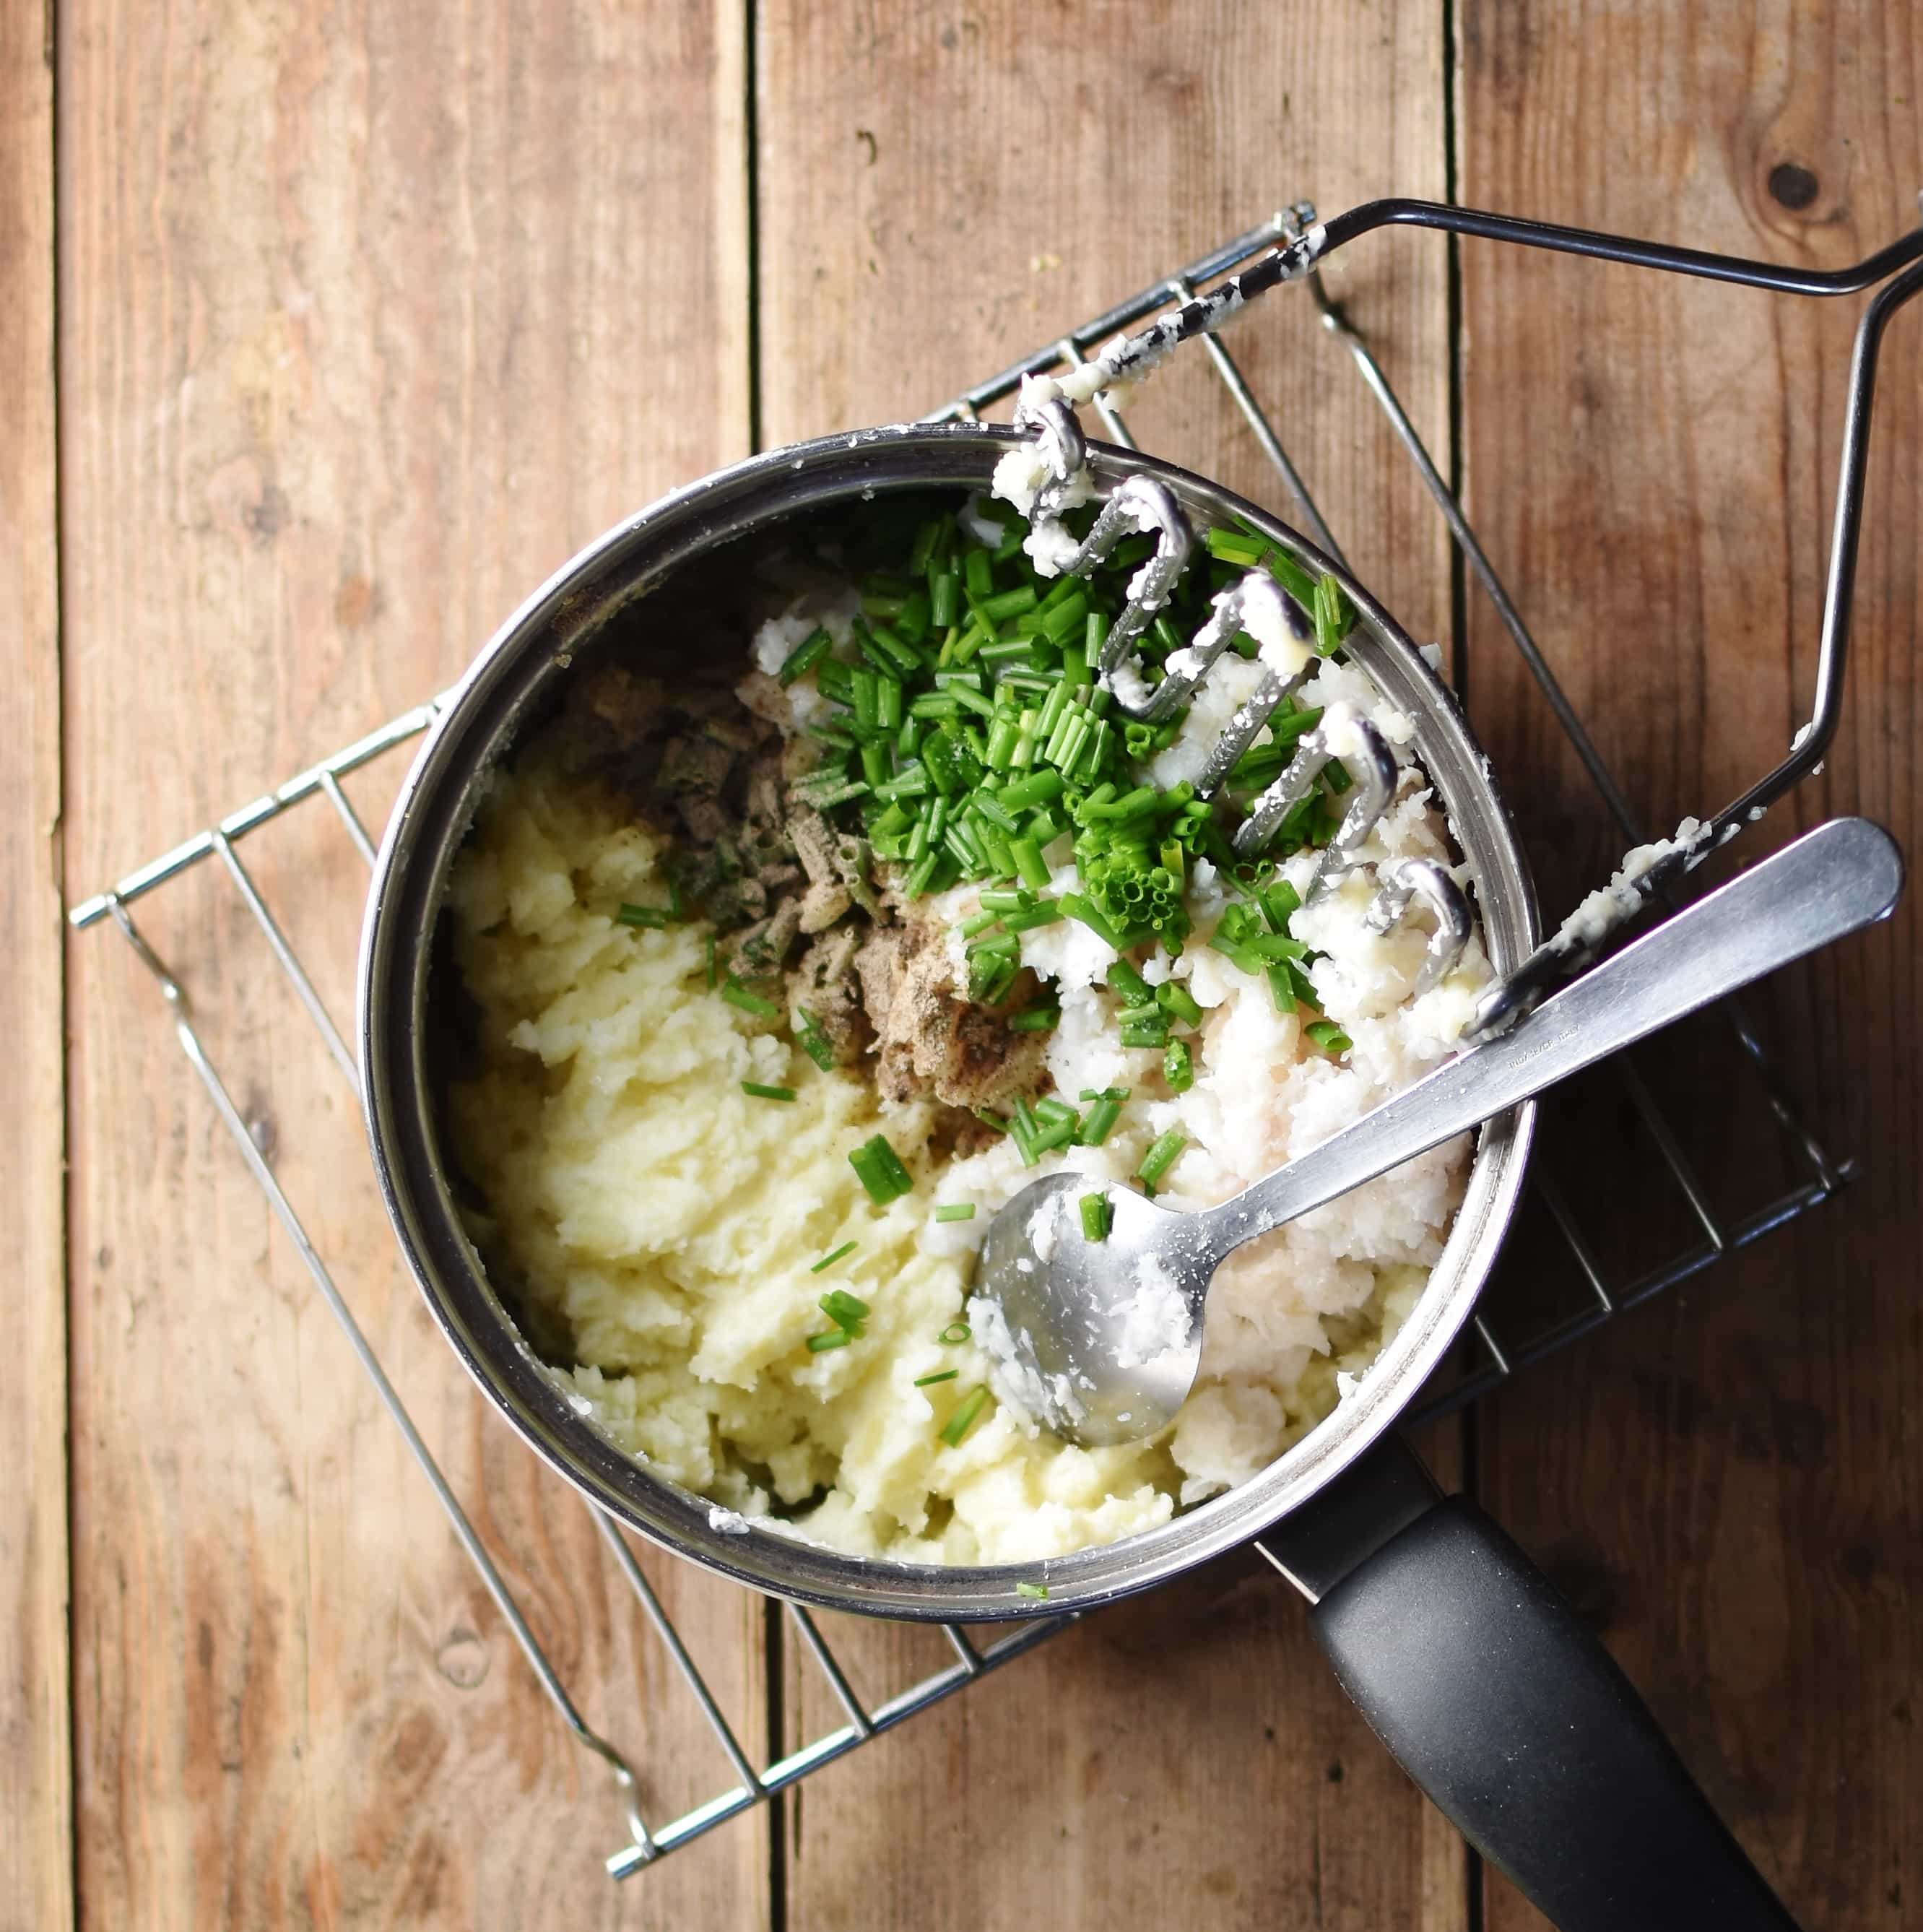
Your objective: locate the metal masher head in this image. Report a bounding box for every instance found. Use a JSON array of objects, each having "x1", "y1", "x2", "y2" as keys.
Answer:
[{"x1": 1005, "y1": 393, "x2": 1474, "y2": 995}]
